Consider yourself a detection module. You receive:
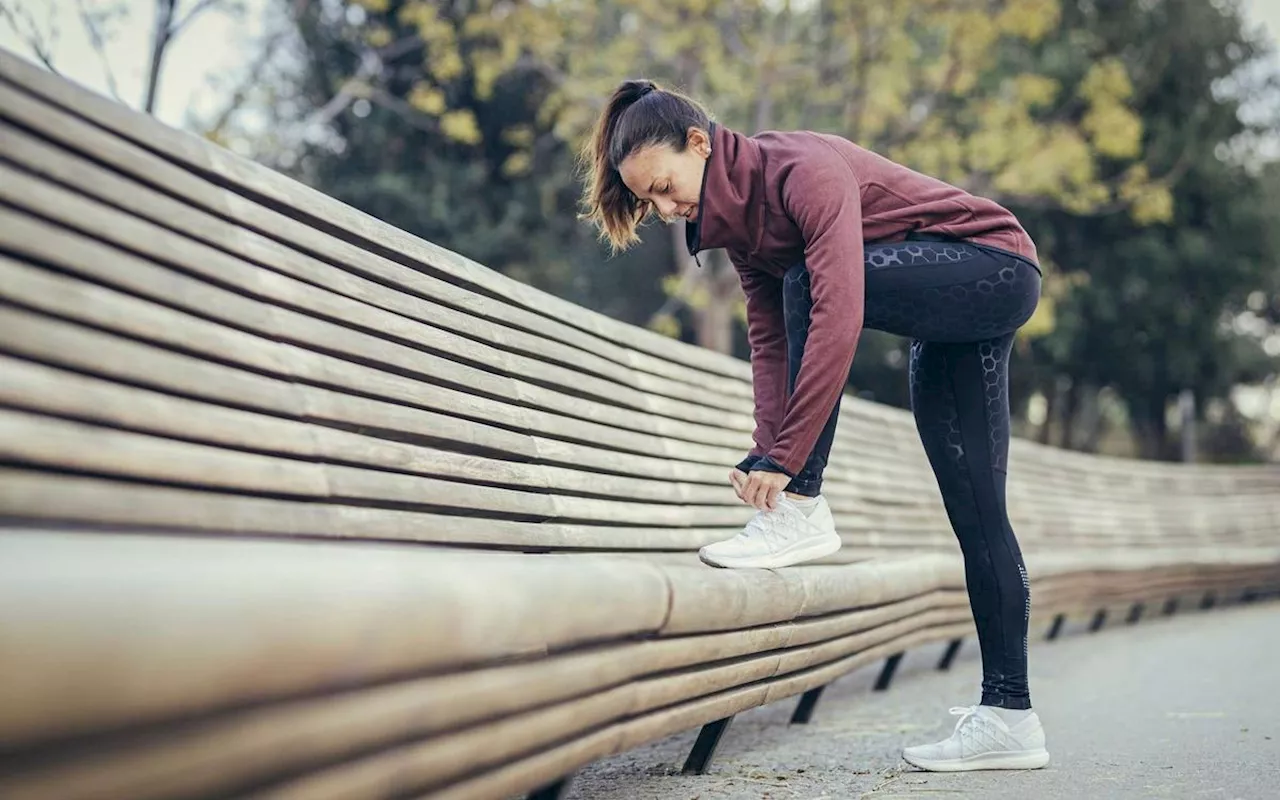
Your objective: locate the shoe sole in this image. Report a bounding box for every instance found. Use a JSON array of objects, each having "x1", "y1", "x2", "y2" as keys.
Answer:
[
  {"x1": 901, "y1": 748, "x2": 1050, "y2": 772},
  {"x1": 698, "y1": 532, "x2": 842, "y2": 569}
]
